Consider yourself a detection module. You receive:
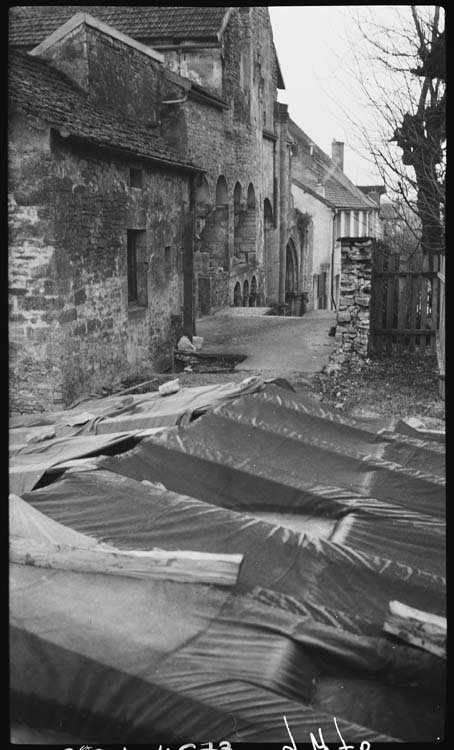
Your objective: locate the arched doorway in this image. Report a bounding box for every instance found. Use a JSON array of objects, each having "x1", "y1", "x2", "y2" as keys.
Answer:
[
  {"x1": 243, "y1": 280, "x2": 249, "y2": 307},
  {"x1": 263, "y1": 198, "x2": 274, "y2": 301},
  {"x1": 285, "y1": 240, "x2": 297, "y2": 294},
  {"x1": 250, "y1": 276, "x2": 257, "y2": 306},
  {"x1": 233, "y1": 281, "x2": 242, "y2": 307},
  {"x1": 285, "y1": 239, "x2": 301, "y2": 315}
]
